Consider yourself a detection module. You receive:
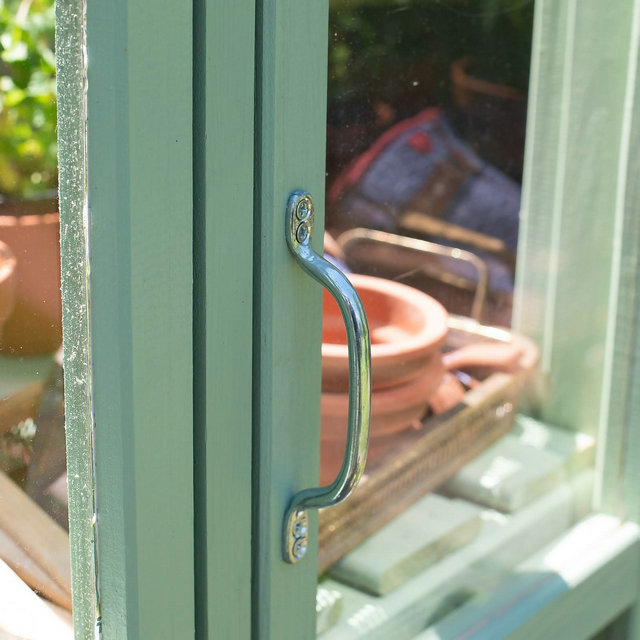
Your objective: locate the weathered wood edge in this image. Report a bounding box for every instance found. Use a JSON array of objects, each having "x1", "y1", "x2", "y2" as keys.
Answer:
[{"x1": 55, "y1": 0, "x2": 98, "y2": 635}]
